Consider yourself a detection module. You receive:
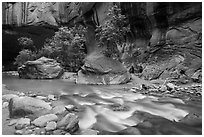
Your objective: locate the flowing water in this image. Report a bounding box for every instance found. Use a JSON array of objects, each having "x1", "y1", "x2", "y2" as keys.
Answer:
[{"x1": 2, "y1": 73, "x2": 202, "y2": 135}]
